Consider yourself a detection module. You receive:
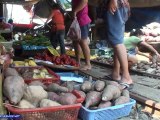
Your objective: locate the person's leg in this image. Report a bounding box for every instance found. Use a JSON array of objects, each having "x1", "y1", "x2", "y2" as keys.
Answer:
[
  {"x1": 73, "y1": 41, "x2": 81, "y2": 65},
  {"x1": 79, "y1": 39, "x2": 91, "y2": 70},
  {"x1": 112, "y1": 49, "x2": 121, "y2": 81},
  {"x1": 79, "y1": 24, "x2": 91, "y2": 70},
  {"x1": 58, "y1": 30, "x2": 66, "y2": 54},
  {"x1": 128, "y1": 54, "x2": 138, "y2": 67},
  {"x1": 50, "y1": 32, "x2": 58, "y2": 49},
  {"x1": 114, "y1": 44, "x2": 133, "y2": 84}
]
